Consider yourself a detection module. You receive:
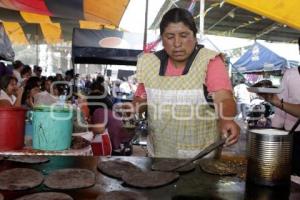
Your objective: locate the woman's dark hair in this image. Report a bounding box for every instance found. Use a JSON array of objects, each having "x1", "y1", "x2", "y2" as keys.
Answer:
[
  {"x1": 13, "y1": 60, "x2": 24, "y2": 70},
  {"x1": 90, "y1": 80, "x2": 105, "y2": 94},
  {"x1": 21, "y1": 65, "x2": 32, "y2": 77},
  {"x1": 96, "y1": 75, "x2": 105, "y2": 84},
  {"x1": 22, "y1": 77, "x2": 41, "y2": 104},
  {"x1": 25, "y1": 77, "x2": 41, "y2": 90},
  {"x1": 47, "y1": 76, "x2": 55, "y2": 82},
  {"x1": 0, "y1": 75, "x2": 17, "y2": 91},
  {"x1": 160, "y1": 8, "x2": 197, "y2": 36},
  {"x1": 65, "y1": 69, "x2": 74, "y2": 79}
]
